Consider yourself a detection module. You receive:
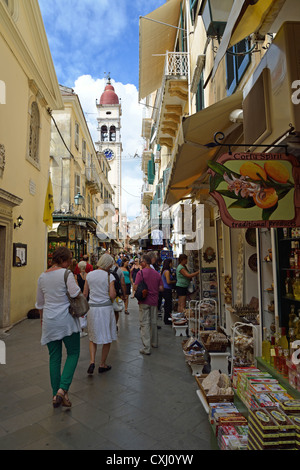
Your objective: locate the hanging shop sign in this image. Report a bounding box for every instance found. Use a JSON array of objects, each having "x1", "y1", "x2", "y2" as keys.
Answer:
[
  {"x1": 161, "y1": 250, "x2": 173, "y2": 260},
  {"x1": 207, "y1": 152, "x2": 300, "y2": 229}
]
